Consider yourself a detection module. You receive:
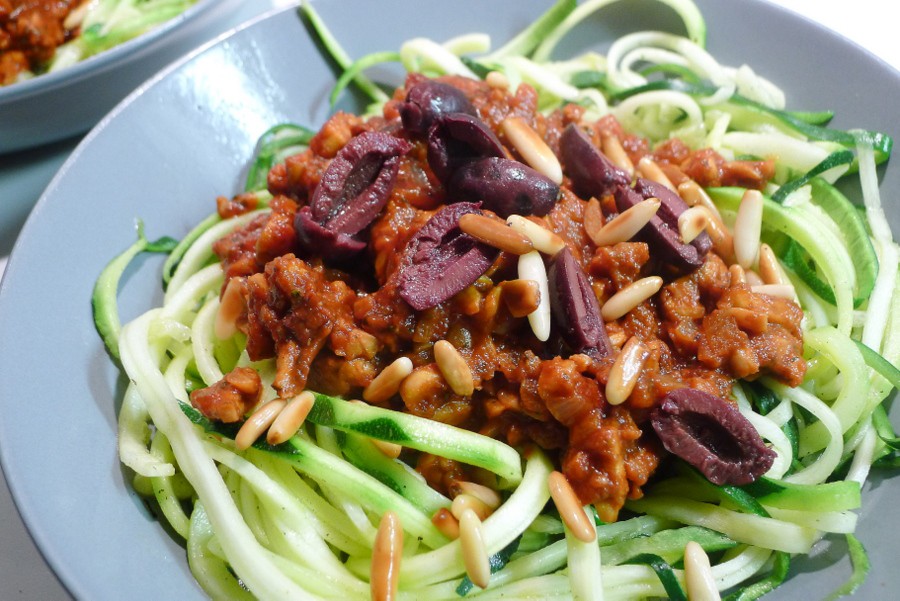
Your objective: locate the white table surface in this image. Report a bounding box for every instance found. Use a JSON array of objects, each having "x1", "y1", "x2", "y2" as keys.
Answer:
[{"x1": 0, "y1": 1, "x2": 896, "y2": 599}]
